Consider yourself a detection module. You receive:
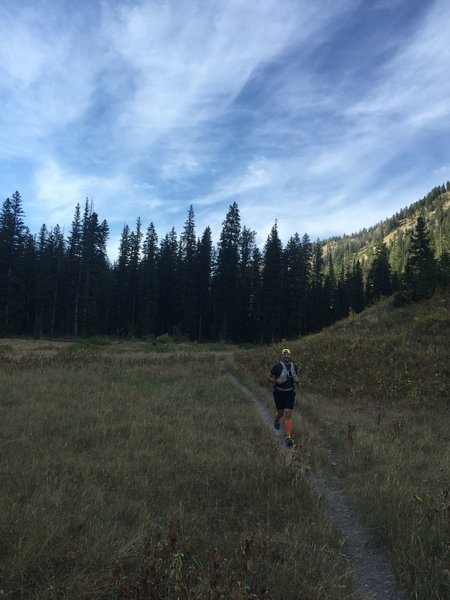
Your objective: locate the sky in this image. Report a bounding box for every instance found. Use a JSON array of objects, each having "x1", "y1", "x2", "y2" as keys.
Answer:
[{"x1": 1, "y1": 0, "x2": 449, "y2": 261}]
